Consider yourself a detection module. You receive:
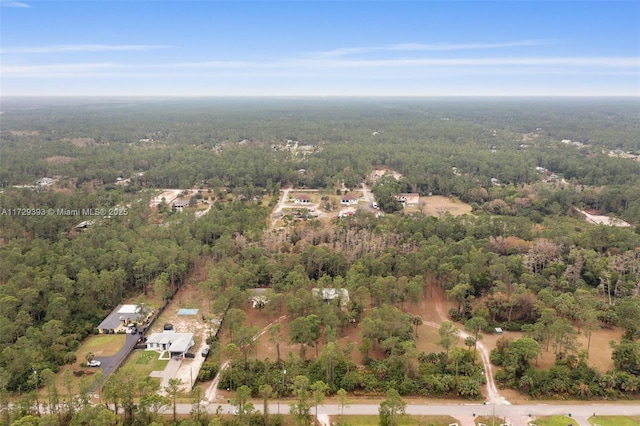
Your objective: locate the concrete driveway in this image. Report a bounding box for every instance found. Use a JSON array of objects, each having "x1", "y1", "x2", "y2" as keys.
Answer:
[{"x1": 151, "y1": 357, "x2": 183, "y2": 393}]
